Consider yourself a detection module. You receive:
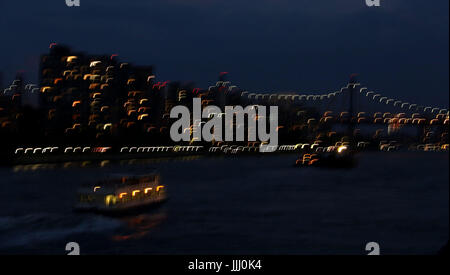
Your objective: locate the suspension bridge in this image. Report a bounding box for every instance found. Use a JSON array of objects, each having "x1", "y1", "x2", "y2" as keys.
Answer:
[{"x1": 237, "y1": 81, "x2": 449, "y2": 127}]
